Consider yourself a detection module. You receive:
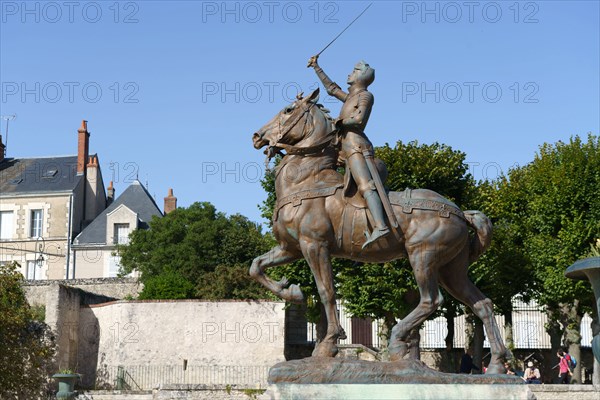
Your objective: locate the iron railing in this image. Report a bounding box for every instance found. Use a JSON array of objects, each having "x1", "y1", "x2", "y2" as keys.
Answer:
[
  {"x1": 307, "y1": 298, "x2": 593, "y2": 350},
  {"x1": 95, "y1": 364, "x2": 270, "y2": 390}
]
